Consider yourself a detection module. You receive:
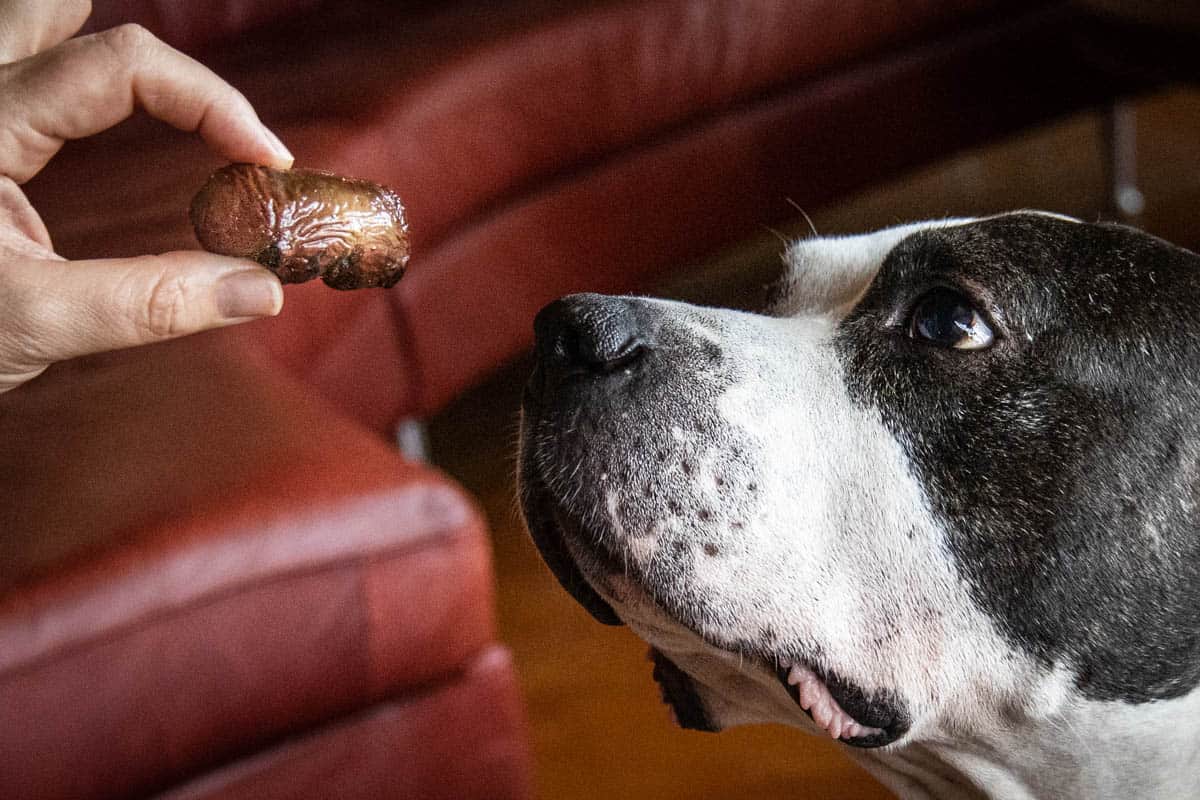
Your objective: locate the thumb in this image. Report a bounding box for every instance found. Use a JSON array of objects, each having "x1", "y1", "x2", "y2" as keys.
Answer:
[{"x1": 0, "y1": 251, "x2": 282, "y2": 384}]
